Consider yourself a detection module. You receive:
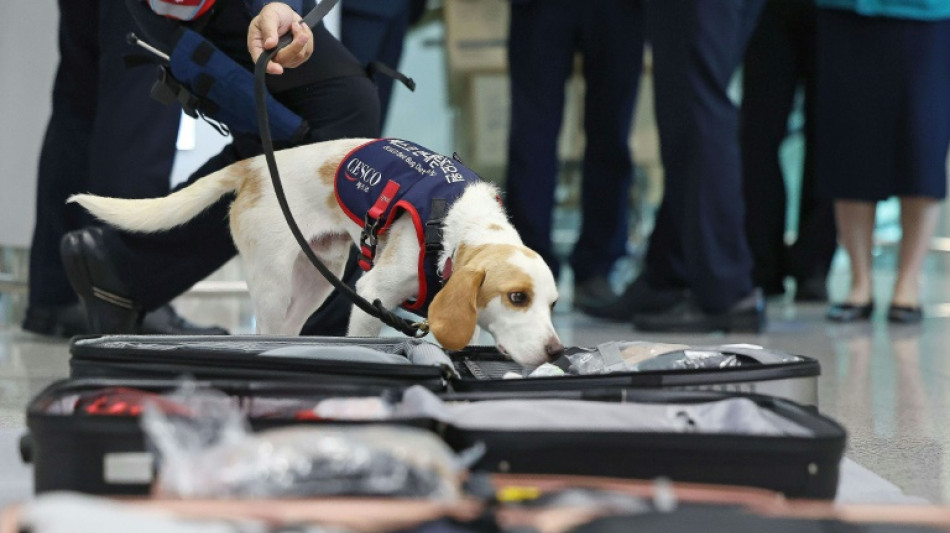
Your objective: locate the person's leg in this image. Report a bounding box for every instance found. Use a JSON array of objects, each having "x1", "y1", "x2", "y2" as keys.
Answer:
[
  {"x1": 88, "y1": 3, "x2": 181, "y2": 201},
  {"x1": 785, "y1": 0, "x2": 837, "y2": 300},
  {"x1": 26, "y1": 0, "x2": 183, "y2": 337},
  {"x1": 569, "y1": 0, "x2": 643, "y2": 287},
  {"x1": 833, "y1": 200, "x2": 876, "y2": 306},
  {"x1": 631, "y1": 0, "x2": 767, "y2": 332},
  {"x1": 893, "y1": 197, "x2": 940, "y2": 308},
  {"x1": 740, "y1": 0, "x2": 800, "y2": 296},
  {"x1": 643, "y1": 0, "x2": 762, "y2": 313},
  {"x1": 504, "y1": 0, "x2": 580, "y2": 280},
  {"x1": 340, "y1": 0, "x2": 411, "y2": 127},
  {"x1": 27, "y1": 0, "x2": 98, "y2": 314}
]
